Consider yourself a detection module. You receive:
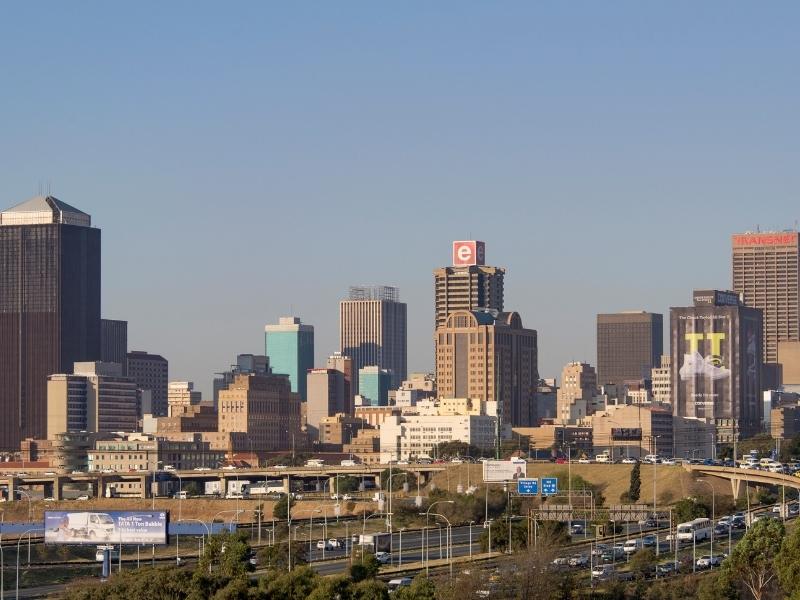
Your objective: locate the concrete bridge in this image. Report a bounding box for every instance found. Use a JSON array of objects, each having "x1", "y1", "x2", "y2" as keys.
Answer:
[
  {"x1": 0, "y1": 464, "x2": 446, "y2": 500},
  {"x1": 686, "y1": 464, "x2": 800, "y2": 499}
]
